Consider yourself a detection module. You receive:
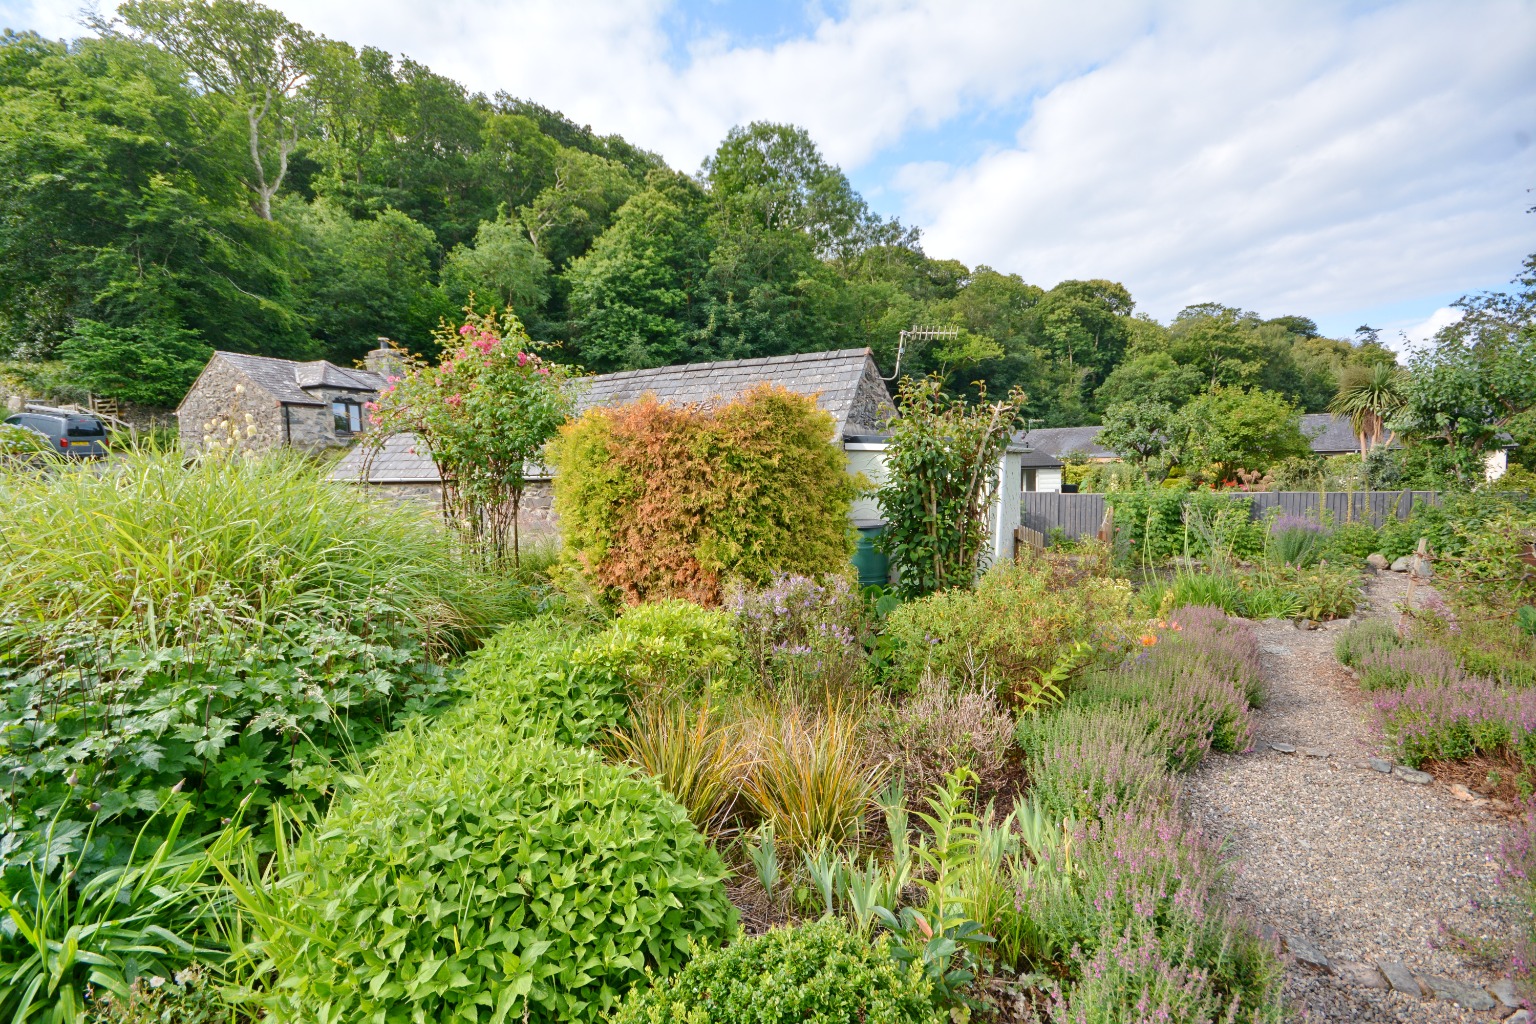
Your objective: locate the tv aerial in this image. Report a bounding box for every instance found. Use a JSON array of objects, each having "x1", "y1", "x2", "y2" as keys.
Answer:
[{"x1": 883, "y1": 324, "x2": 960, "y2": 381}]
